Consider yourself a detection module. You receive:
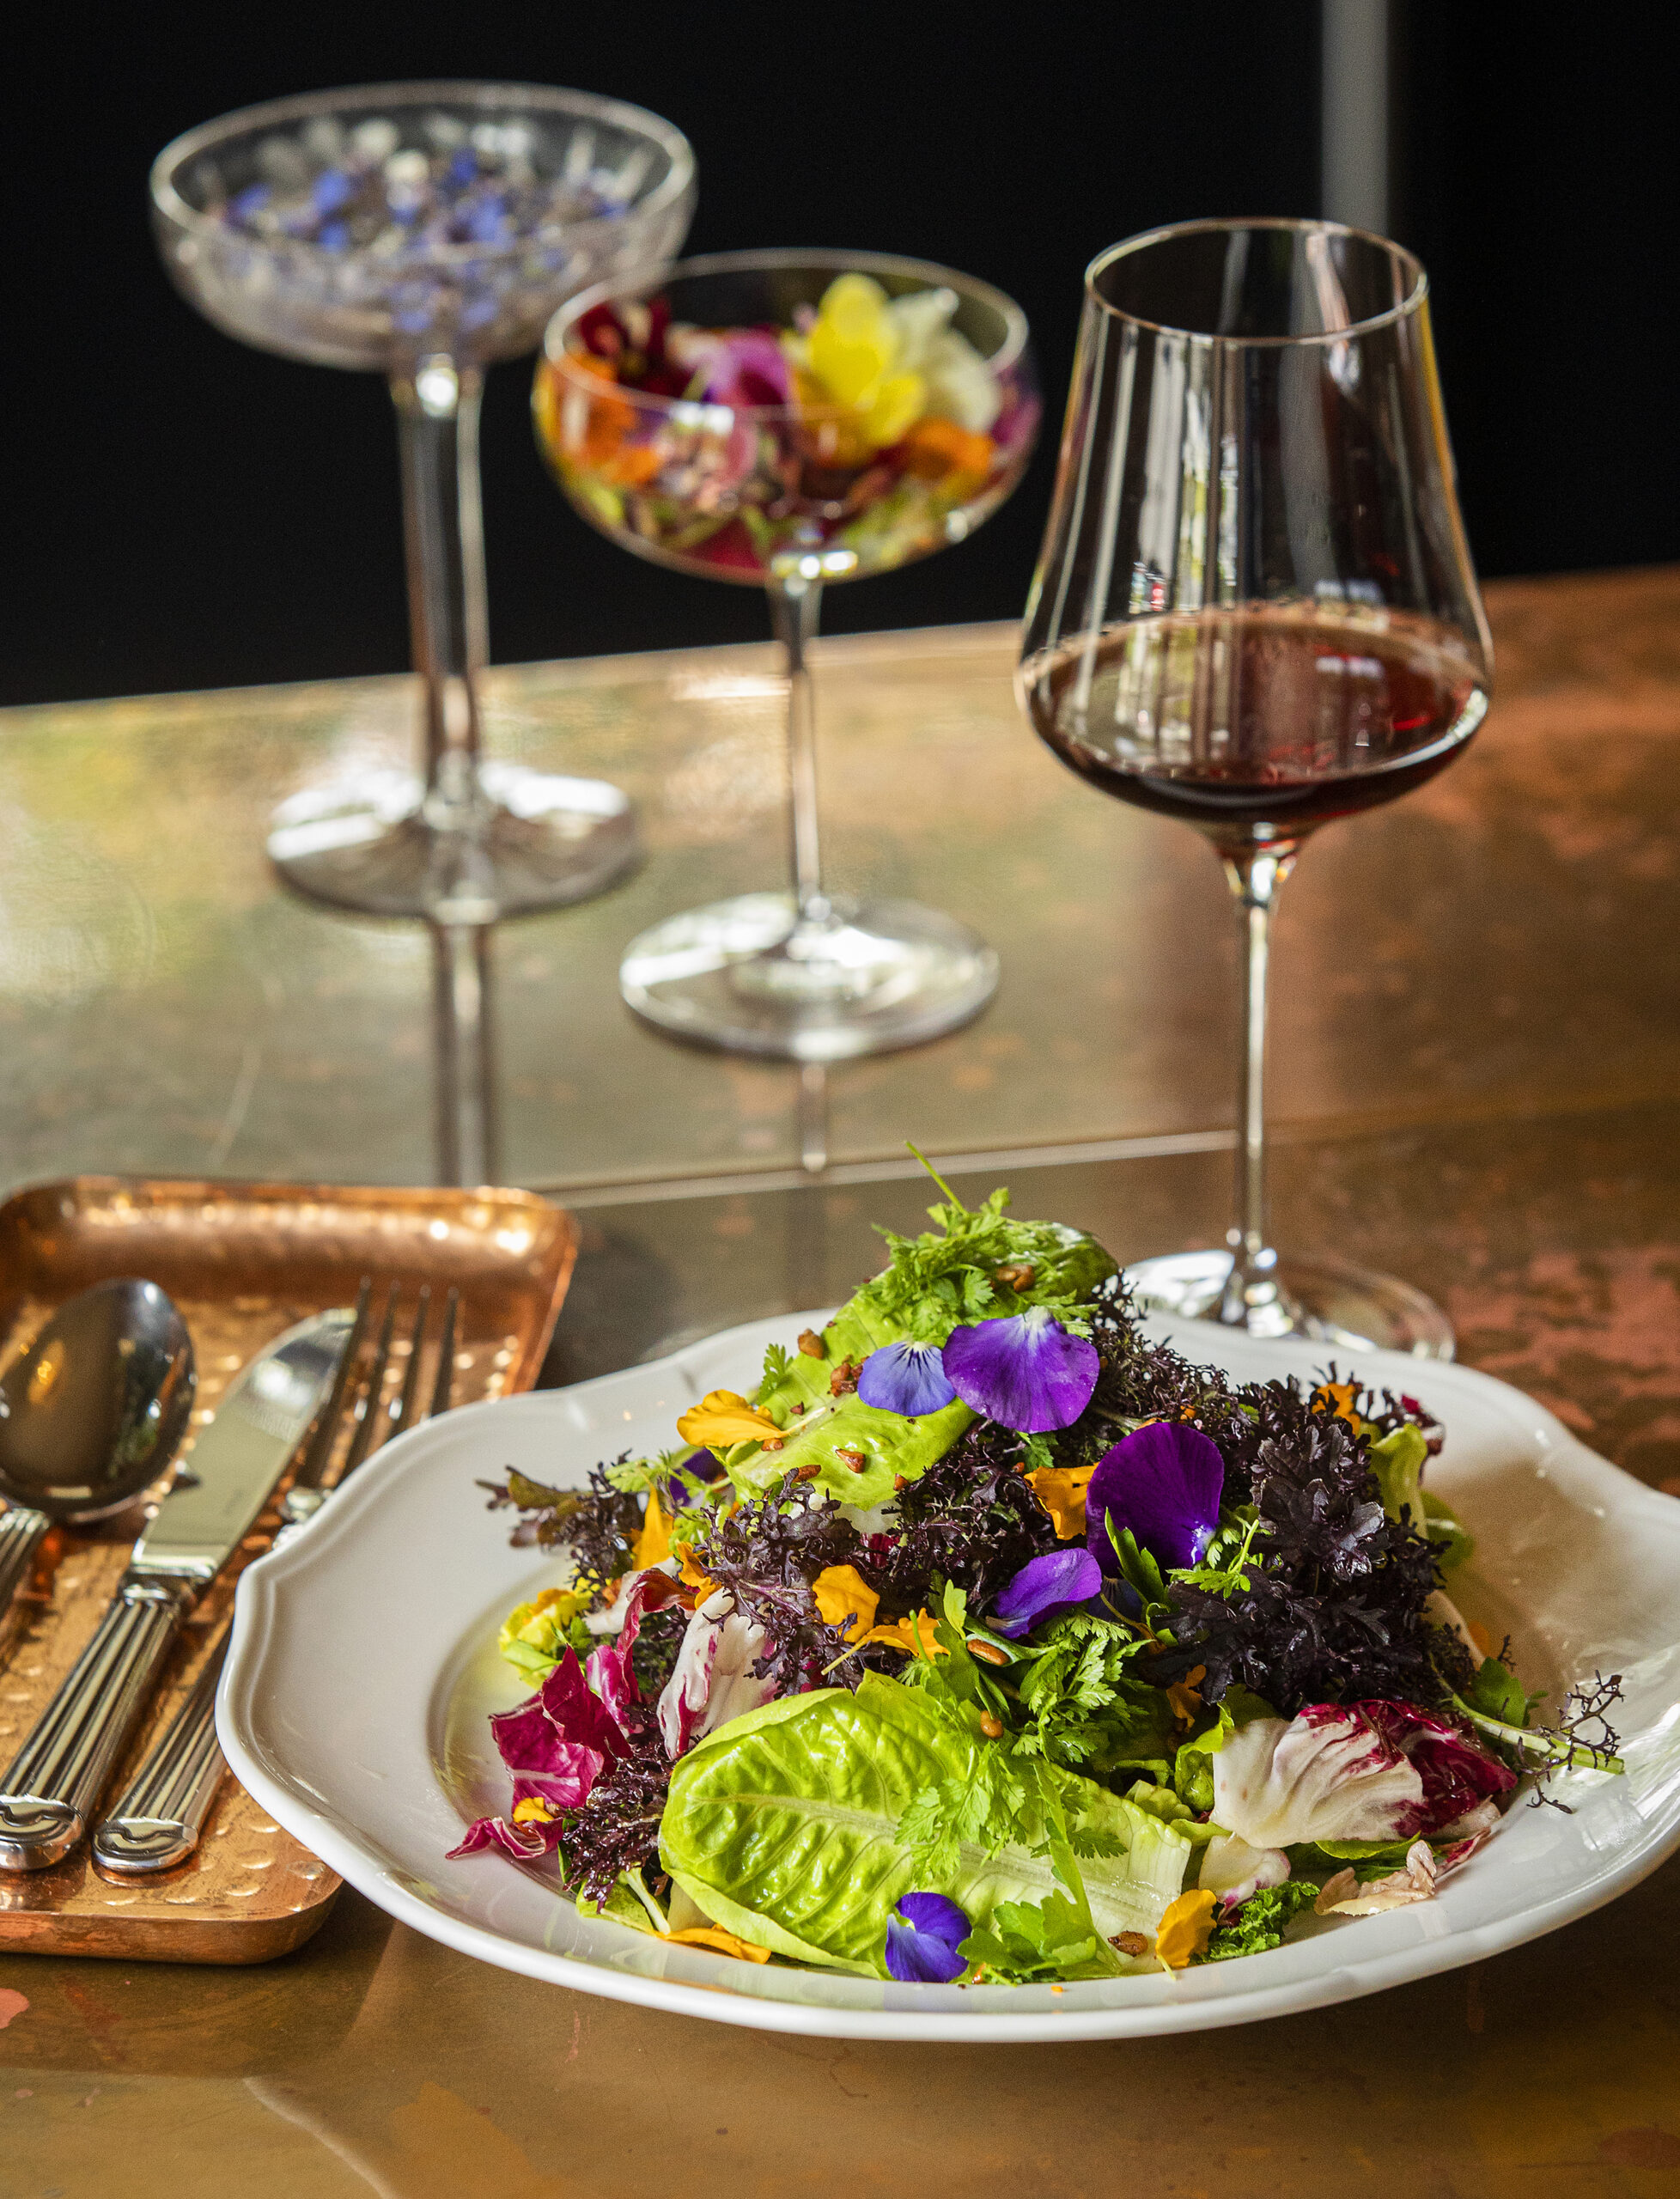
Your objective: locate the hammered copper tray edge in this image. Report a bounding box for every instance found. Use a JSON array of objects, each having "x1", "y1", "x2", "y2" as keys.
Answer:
[{"x1": 0, "y1": 1173, "x2": 577, "y2": 1964}]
